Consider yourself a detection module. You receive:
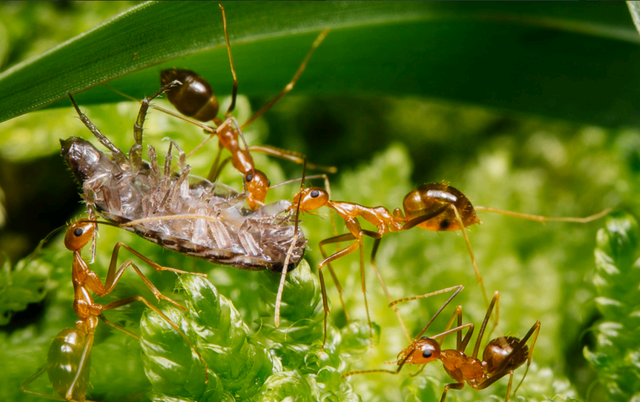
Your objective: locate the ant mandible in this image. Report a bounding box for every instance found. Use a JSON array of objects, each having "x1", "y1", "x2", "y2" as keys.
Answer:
[
  {"x1": 292, "y1": 182, "x2": 607, "y2": 345},
  {"x1": 21, "y1": 220, "x2": 209, "y2": 401},
  {"x1": 342, "y1": 285, "x2": 541, "y2": 402}
]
